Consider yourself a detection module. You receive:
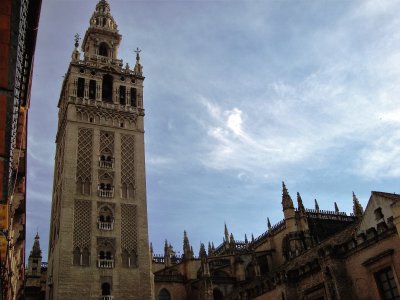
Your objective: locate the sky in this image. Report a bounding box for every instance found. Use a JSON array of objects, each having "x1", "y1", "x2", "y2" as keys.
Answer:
[{"x1": 27, "y1": 0, "x2": 400, "y2": 259}]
